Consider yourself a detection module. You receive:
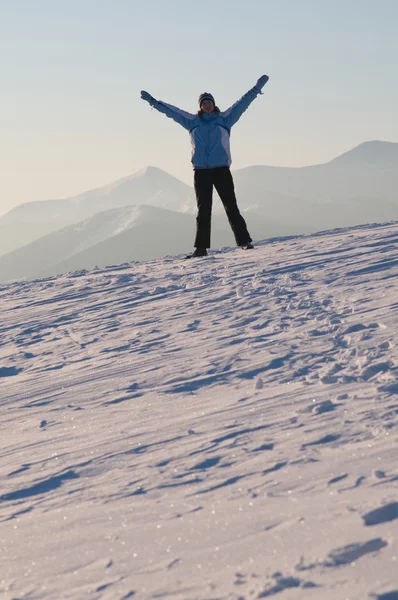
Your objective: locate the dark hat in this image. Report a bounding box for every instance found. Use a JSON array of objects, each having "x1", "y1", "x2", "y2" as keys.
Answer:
[{"x1": 198, "y1": 92, "x2": 215, "y2": 107}]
